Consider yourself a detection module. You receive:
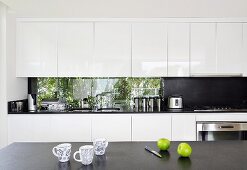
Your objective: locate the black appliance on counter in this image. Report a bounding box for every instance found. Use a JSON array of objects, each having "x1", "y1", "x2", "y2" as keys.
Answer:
[
  {"x1": 161, "y1": 77, "x2": 247, "y2": 111},
  {"x1": 8, "y1": 99, "x2": 28, "y2": 112}
]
